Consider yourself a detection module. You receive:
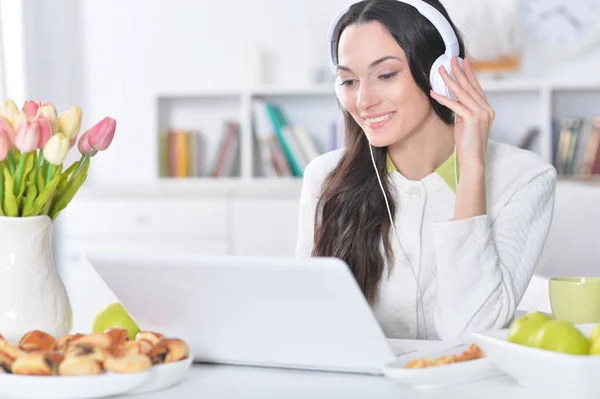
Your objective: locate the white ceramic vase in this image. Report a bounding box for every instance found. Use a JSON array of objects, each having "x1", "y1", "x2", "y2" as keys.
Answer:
[{"x1": 0, "y1": 215, "x2": 72, "y2": 345}]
